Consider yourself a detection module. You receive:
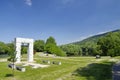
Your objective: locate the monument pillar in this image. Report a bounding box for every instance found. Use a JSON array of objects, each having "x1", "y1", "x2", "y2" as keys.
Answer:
[
  {"x1": 28, "y1": 42, "x2": 33, "y2": 62},
  {"x1": 15, "y1": 42, "x2": 21, "y2": 63}
]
